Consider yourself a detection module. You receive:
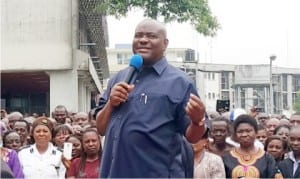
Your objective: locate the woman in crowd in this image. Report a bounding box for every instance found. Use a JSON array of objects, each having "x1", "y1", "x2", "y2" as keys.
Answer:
[
  {"x1": 193, "y1": 130, "x2": 226, "y2": 178},
  {"x1": 67, "y1": 128, "x2": 102, "y2": 178},
  {"x1": 256, "y1": 125, "x2": 268, "y2": 145},
  {"x1": 1, "y1": 129, "x2": 24, "y2": 178},
  {"x1": 222, "y1": 114, "x2": 277, "y2": 178},
  {"x1": 2, "y1": 130, "x2": 22, "y2": 151},
  {"x1": 18, "y1": 117, "x2": 66, "y2": 179},
  {"x1": 274, "y1": 124, "x2": 290, "y2": 141},
  {"x1": 265, "y1": 135, "x2": 288, "y2": 164},
  {"x1": 52, "y1": 124, "x2": 73, "y2": 149},
  {"x1": 65, "y1": 134, "x2": 83, "y2": 160},
  {"x1": 62, "y1": 133, "x2": 83, "y2": 170}
]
